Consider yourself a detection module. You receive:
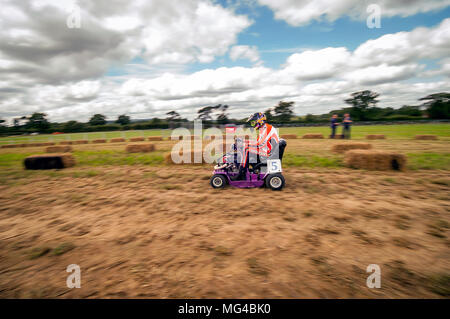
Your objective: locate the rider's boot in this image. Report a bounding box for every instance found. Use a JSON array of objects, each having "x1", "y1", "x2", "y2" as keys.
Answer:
[{"x1": 230, "y1": 166, "x2": 246, "y2": 181}]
